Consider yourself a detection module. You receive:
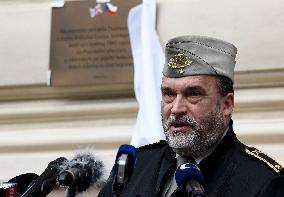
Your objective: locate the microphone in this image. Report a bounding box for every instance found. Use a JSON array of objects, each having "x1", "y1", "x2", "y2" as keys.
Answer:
[
  {"x1": 21, "y1": 157, "x2": 68, "y2": 197},
  {"x1": 175, "y1": 162, "x2": 205, "y2": 197},
  {"x1": 57, "y1": 151, "x2": 104, "y2": 197},
  {"x1": 8, "y1": 173, "x2": 39, "y2": 196},
  {"x1": 112, "y1": 144, "x2": 137, "y2": 196},
  {"x1": 0, "y1": 182, "x2": 17, "y2": 197}
]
